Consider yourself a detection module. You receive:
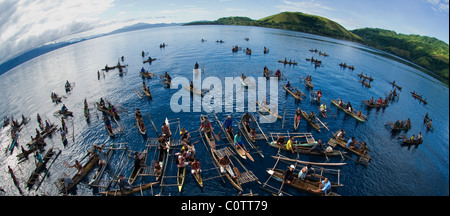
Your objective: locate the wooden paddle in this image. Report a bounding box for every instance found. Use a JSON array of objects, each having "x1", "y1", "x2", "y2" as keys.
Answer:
[{"x1": 228, "y1": 156, "x2": 240, "y2": 177}]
